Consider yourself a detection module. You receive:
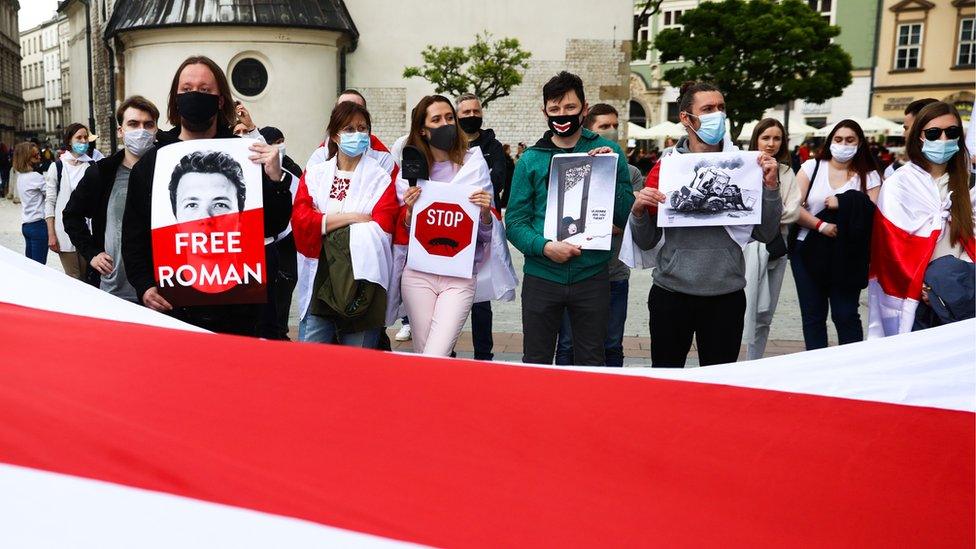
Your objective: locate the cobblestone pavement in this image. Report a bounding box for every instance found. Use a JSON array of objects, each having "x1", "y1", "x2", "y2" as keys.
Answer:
[{"x1": 2, "y1": 197, "x2": 868, "y2": 366}]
